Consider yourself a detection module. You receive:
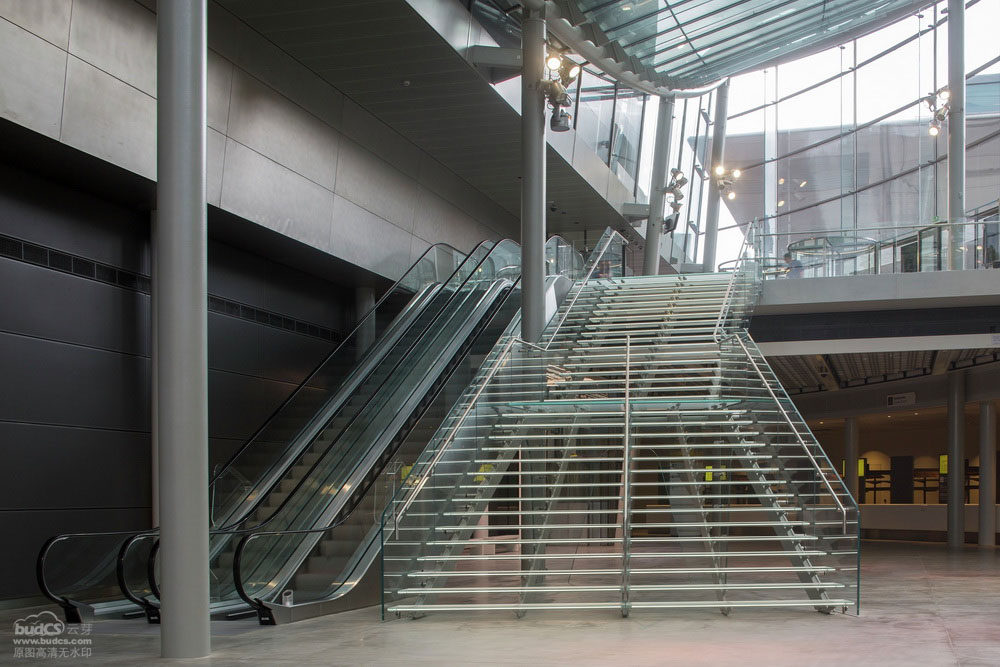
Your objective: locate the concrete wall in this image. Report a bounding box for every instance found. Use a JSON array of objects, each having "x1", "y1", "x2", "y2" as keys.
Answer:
[{"x1": 0, "y1": 0, "x2": 517, "y2": 282}]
